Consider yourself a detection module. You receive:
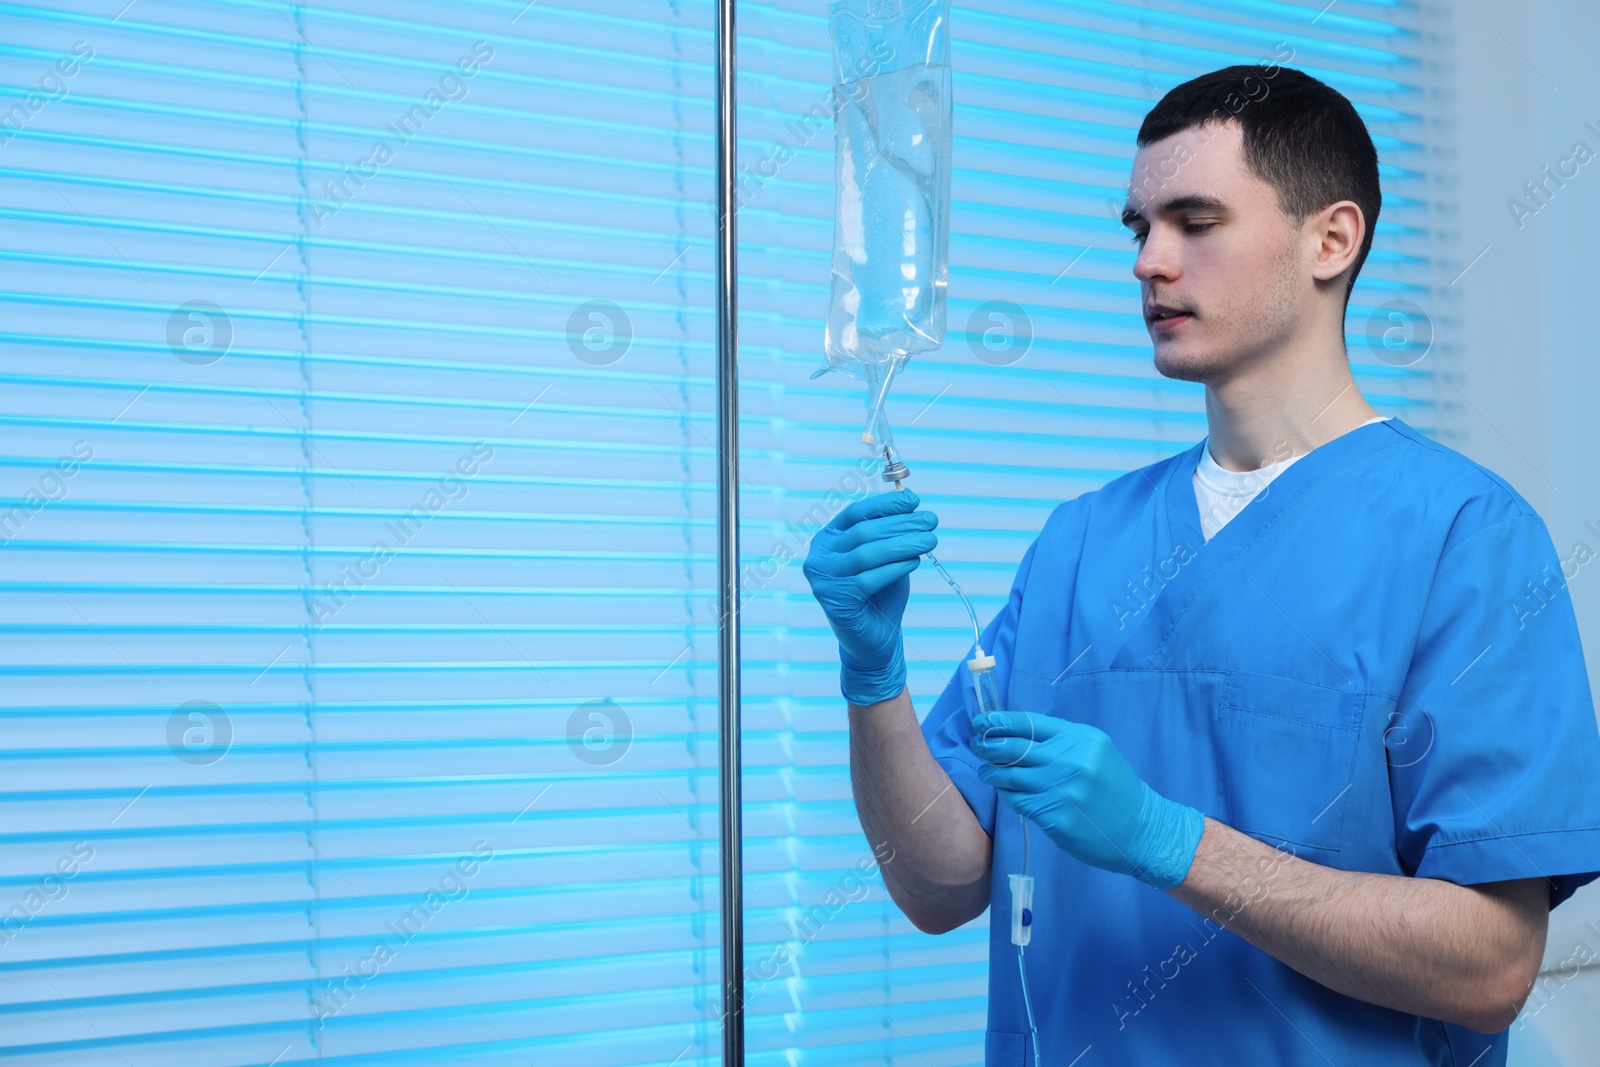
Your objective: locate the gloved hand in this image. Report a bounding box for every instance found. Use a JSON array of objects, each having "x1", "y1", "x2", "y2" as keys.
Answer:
[
  {"x1": 970, "y1": 711, "x2": 1205, "y2": 890},
  {"x1": 801, "y1": 490, "x2": 938, "y2": 706}
]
